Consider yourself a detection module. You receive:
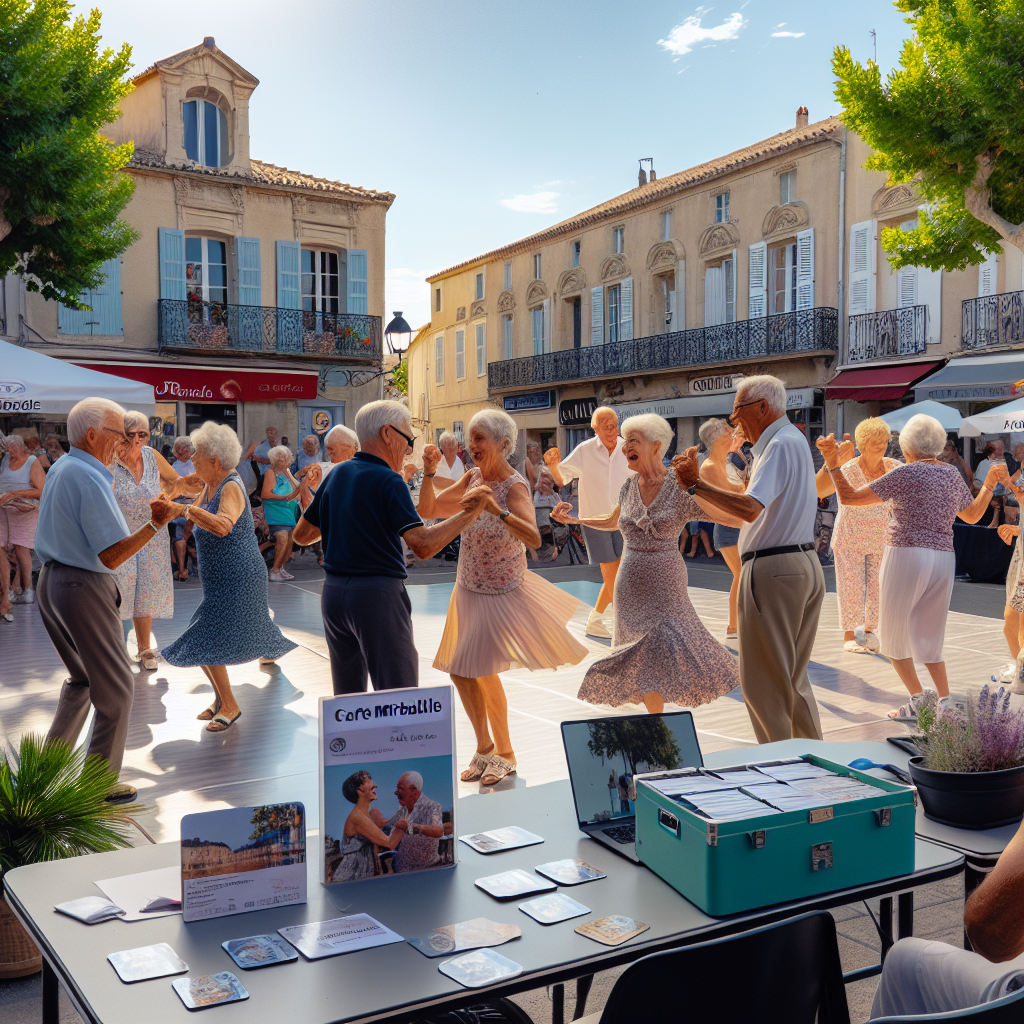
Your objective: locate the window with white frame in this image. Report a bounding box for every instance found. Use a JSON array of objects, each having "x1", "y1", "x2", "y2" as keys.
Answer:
[
  {"x1": 503, "y1": 262, "x2": 512, "y2": 291},
  {"x1": 607, "y1": 284, "x2": 621, "y2": 343},
  {"x1": 503, "y1": 315, "x2": 513, "y2": 358},
  {"x1": 660, "y1": 211, "x2": 672, "y2": 241},
  {"x1": 183, "y1": 99, "x2": 229, "y2": 168},
  {"x1": 612, "y1": 226, "x2": 625, "y2": 254},
  {"x1": 186, "y1": 237, "x2": 228, "y2": 307},
  {"x1": 780, "y1": 170, "x2": 797, "y2": 206},
  {"x1": 455, "y1": 329, "x2": 466, "y2": 378},
  {"x1": 301, "y1": 248, "x2": 340, "y2": 313},
  {"x1": 658, "y1": 271, "x2": 676, "y2": 330},
  {"x1": 531, "y1": 306, "x2": 545, "y2": 354},
  {"x1": 453, "y1": 421, "x2": 464, "y2": 443},
  {"x1": 434, "y1": 336, "x2": 444, "y2": 383},
  {"x1": 571, "y1": 240, "x2": 581, "y2": 267},
  {"x1": 715, "y1": 193, "x2": 730, "y2": 223},
  {"x1": 474, "y1": 273, "x2": 484, "y2": 301},
  {"x1": 704, "y1": 255, "x2": 736, "y2": 326},
  {"x1": 769, "y1": 242, "x2": 797, "y2": 314},
  {"x1": 533, "y1": 253, "x2": 542, "y2": 279},
  {"x1": 475, "y1": 323, "x2": 486, "y2": 375}
]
